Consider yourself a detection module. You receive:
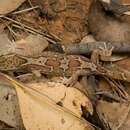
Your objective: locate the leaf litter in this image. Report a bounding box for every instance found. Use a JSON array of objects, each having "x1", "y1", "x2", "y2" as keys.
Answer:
[{"x1": 0, "y1": 0, "x2": 130, "y2": 130}]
